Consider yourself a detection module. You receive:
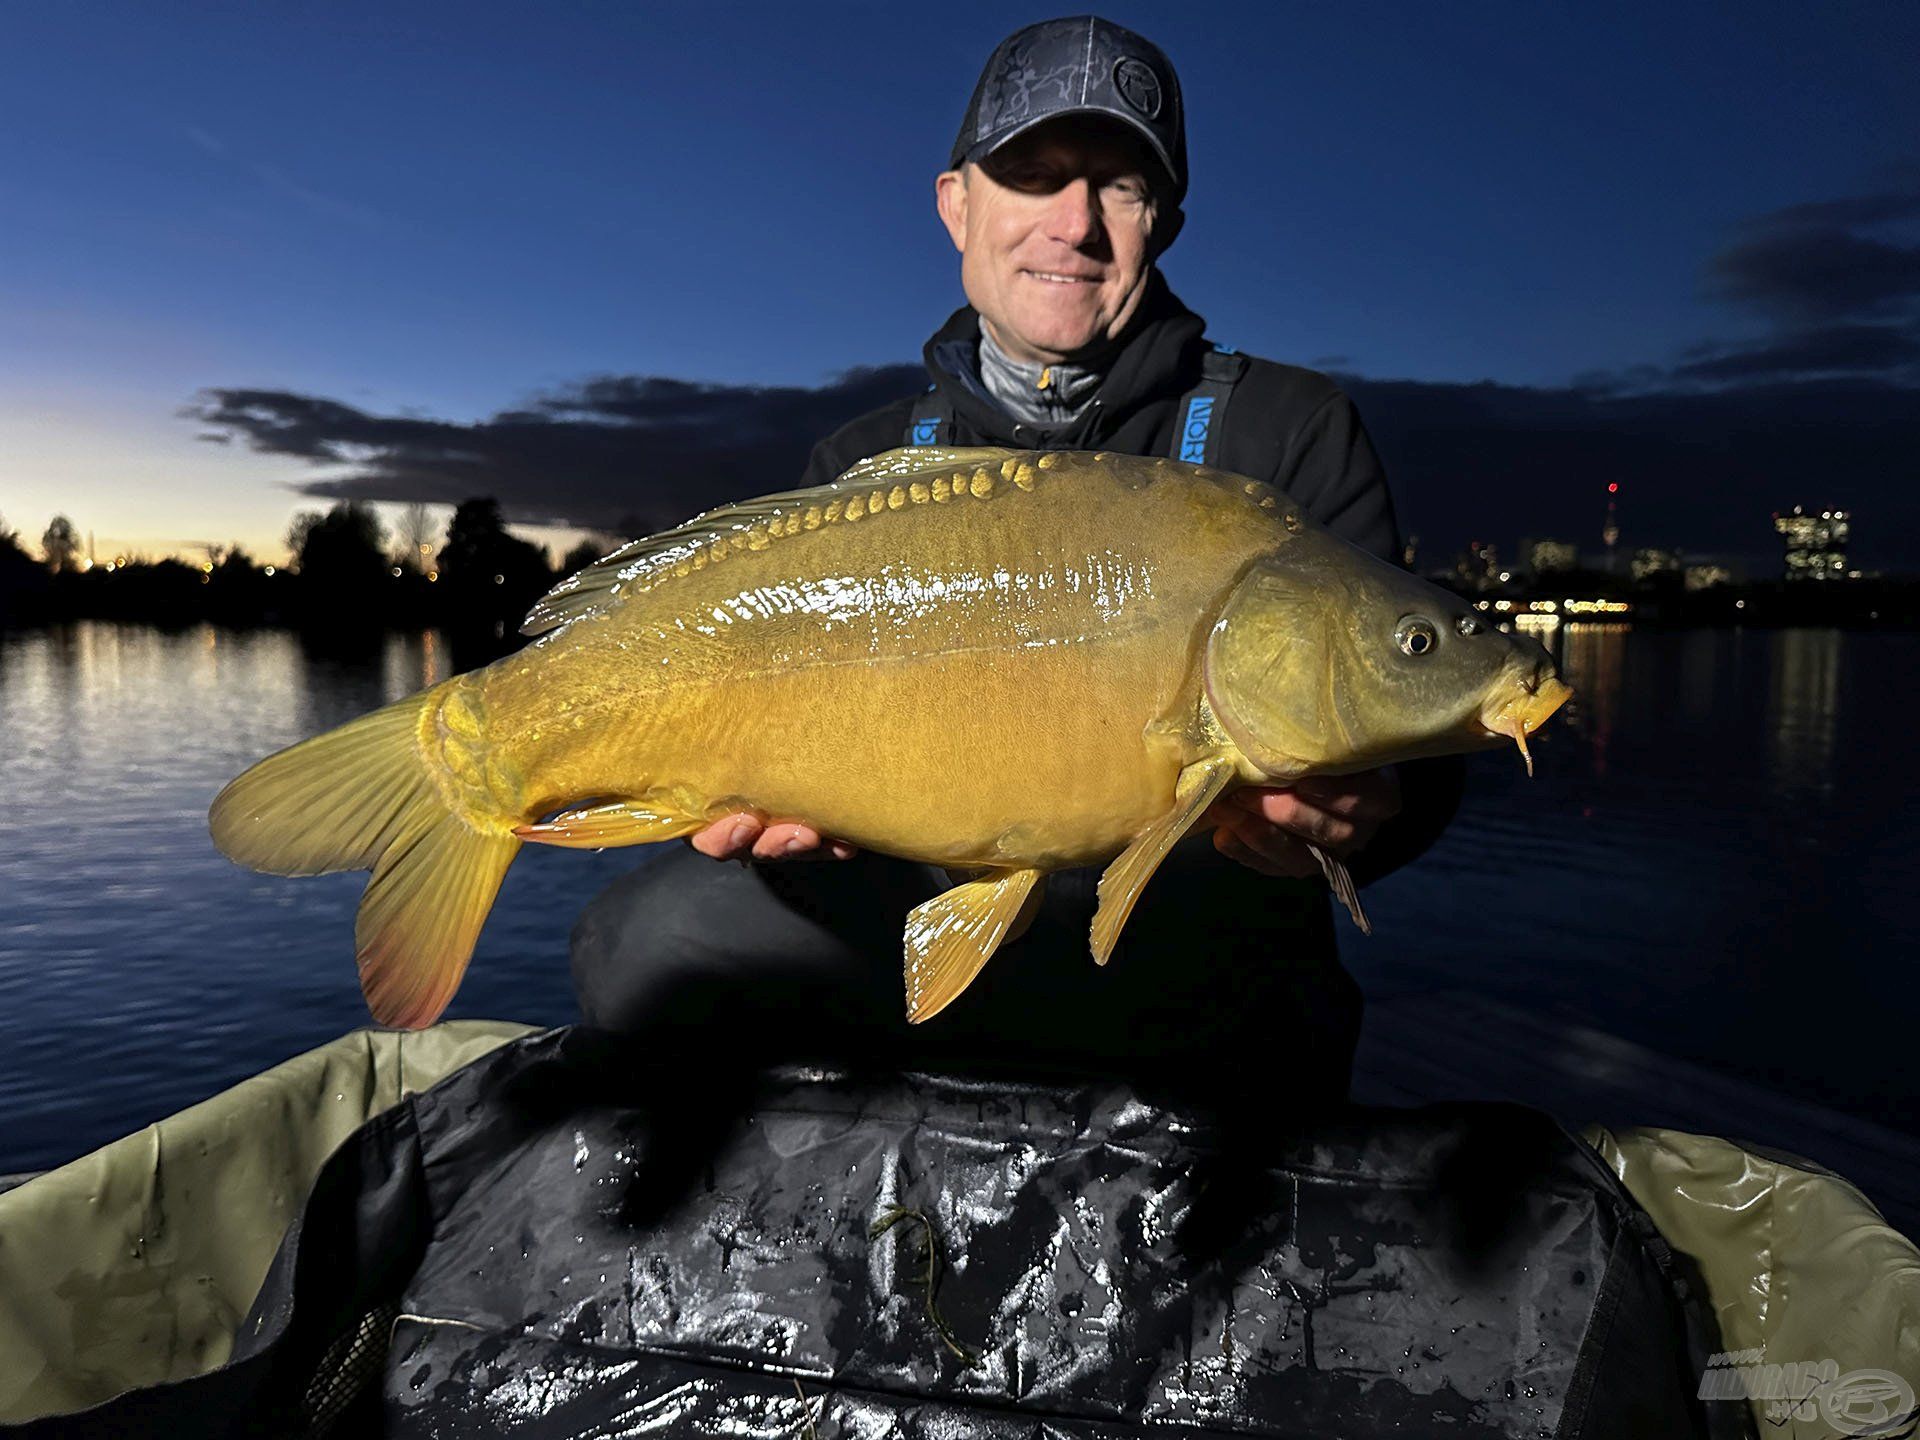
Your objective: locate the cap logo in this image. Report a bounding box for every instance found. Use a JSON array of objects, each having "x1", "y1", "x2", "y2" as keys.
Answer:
[{"x1": 1113, "y1": 57, "x2": 1162, "y2": 120}]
